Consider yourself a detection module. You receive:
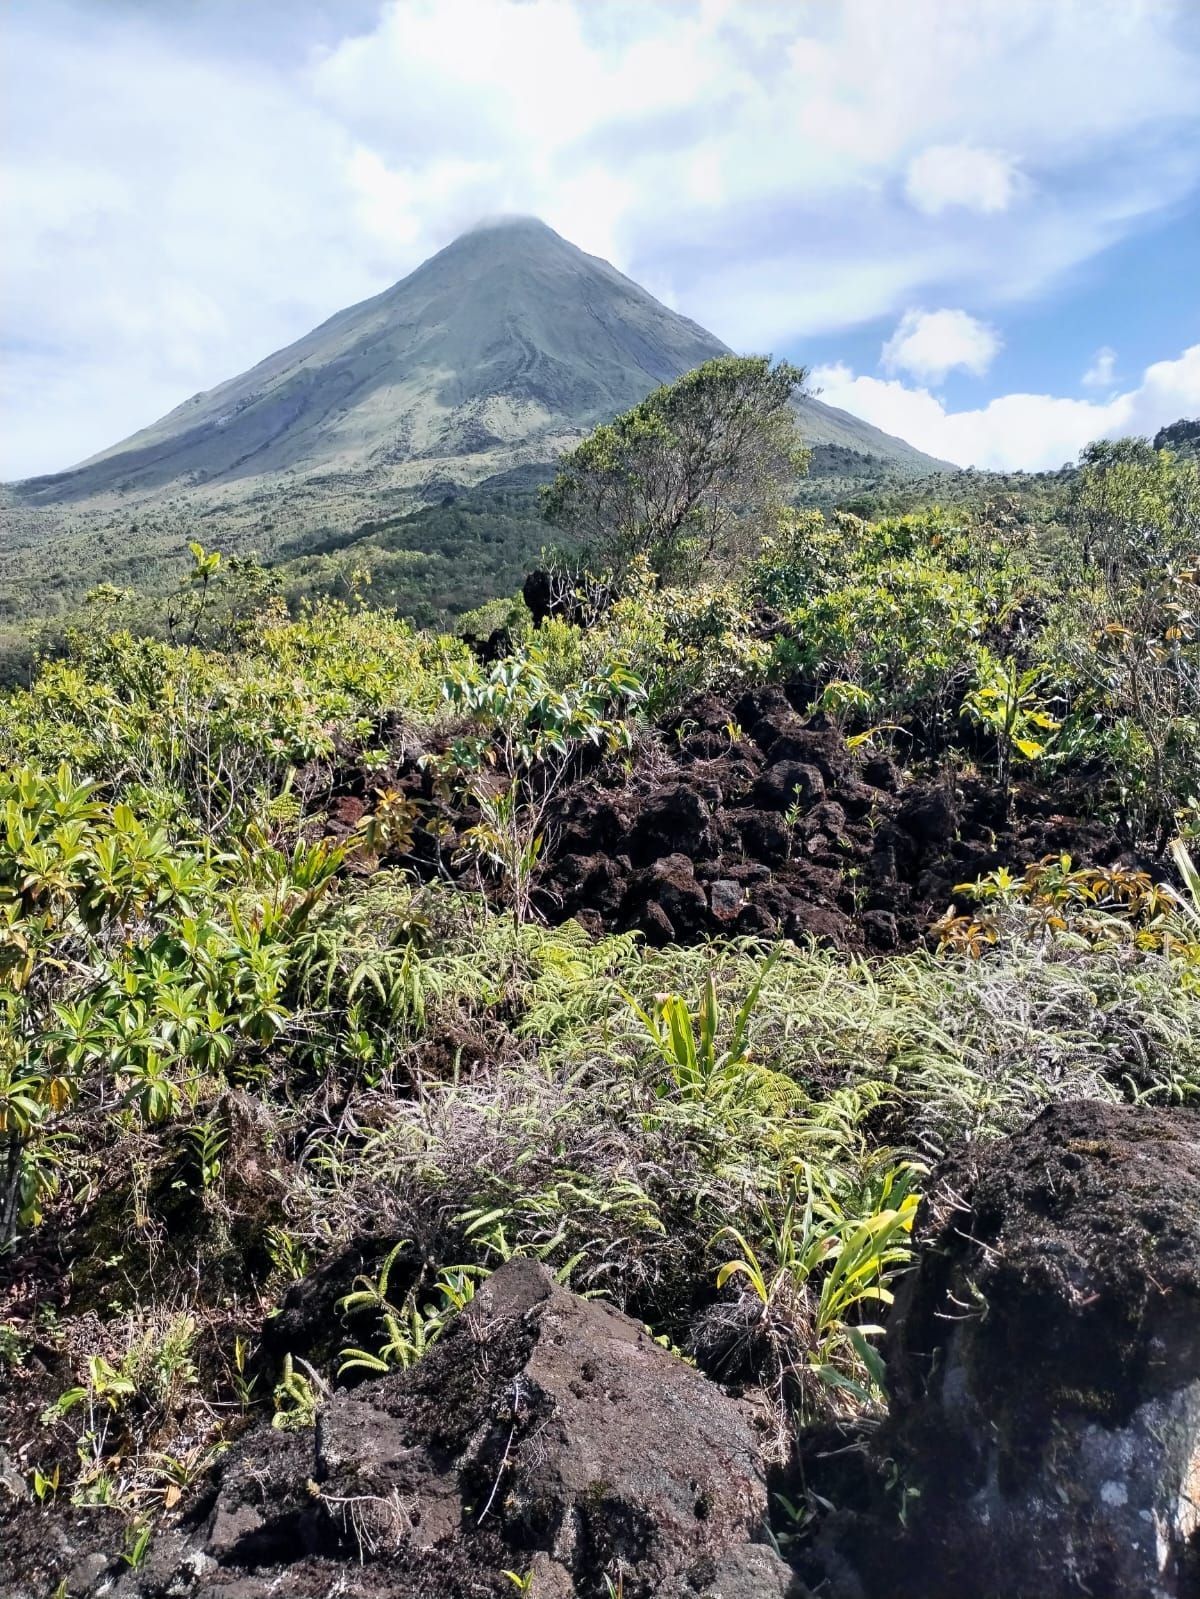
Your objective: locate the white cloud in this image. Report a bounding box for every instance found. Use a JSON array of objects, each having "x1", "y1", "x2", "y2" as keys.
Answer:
[
  {"x1": 881, "y1": 308, "x2": 1001, "y2": 383},
  {"x1": 3, "y1": 0, "x2": 1200, "y2": 476},
  {"x1": 347, "y1": 147, "x2": 500, "y2": 252},
  {"x1": 905, "y1": 144, "x2": 1022, "y2": 215},
  {"x1": 812, "y1": 343, "x2": 1200, "y2": 471},
  {"x1": 1082, "y1": 346, "x2": 1118, "y2": 388}
]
